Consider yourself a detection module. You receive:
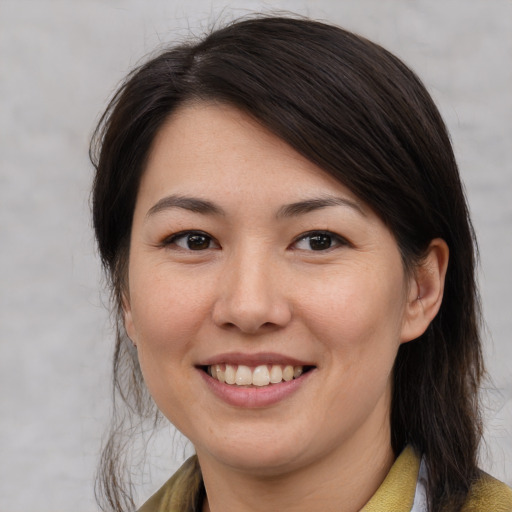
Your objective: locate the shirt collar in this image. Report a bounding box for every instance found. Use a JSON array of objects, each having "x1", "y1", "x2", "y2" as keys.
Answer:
[{"x1": 361, "y1": 445, "x2": 422, "y2": 512}]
